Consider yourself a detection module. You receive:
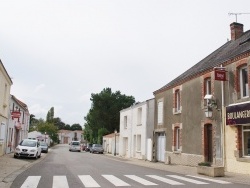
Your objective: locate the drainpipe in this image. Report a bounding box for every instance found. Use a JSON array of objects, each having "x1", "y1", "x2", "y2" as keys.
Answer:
[{"x1": 221, "y1": 64, "x2": 225, "y2": 168}]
